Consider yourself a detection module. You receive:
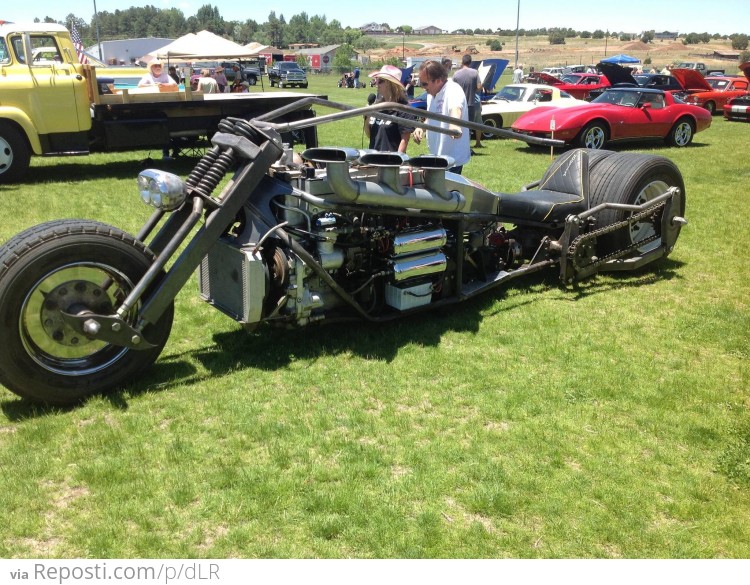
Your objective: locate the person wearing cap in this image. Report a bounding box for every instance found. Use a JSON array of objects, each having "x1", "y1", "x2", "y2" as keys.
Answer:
[
  {"x1": 364, "y1": 65, "x2": 417, "y2": 153},
  {"x1": 138, "y1": 59, "x2": 177, "y2": 88},
  {"x1": 412, "y1": 60, "x2": 470, "y2": 174}
]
